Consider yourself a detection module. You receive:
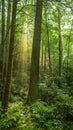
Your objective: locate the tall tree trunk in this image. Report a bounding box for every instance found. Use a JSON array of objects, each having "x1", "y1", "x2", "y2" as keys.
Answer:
[
  {"x1": 45, "y1": 9, "x2": 52, "y2": 74},
  {"x1": 44, "y1": 45, "x2": 47, "y2": 72},
  {"x1": 41, "y1": 40, "x2": 44, "y2": 72},
  {"x1": 58, "y1": 7, "x2": 62, "y2": 87},
  {"x1": 1, "y1": 0, "x2": 17, "y2": 111},
  {"x1": 27, "y1": 0, "x2": 42, "y2": 104},
  {"x1": 0, "y1": 0, "x2": 5, "y2": 100},
  {"x1": 2, "y1": 0, "x2": 11, "y2": 97},
  {"x1": 67, "y1": 20, "x2": 73, "y2": 69}
]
